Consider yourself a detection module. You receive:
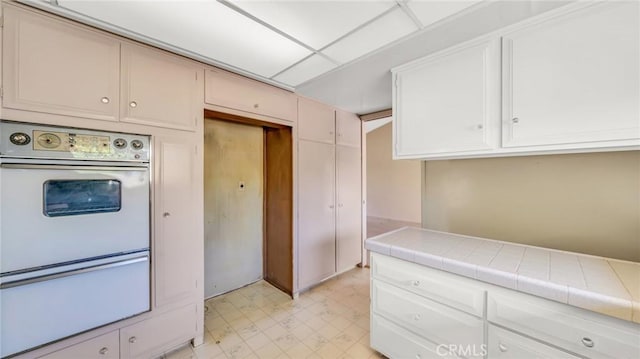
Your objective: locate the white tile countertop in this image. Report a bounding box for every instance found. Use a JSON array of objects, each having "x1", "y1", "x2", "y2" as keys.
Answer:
[{"x1": 365, "y1": 227, "x2": 640, "y2": 324}]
